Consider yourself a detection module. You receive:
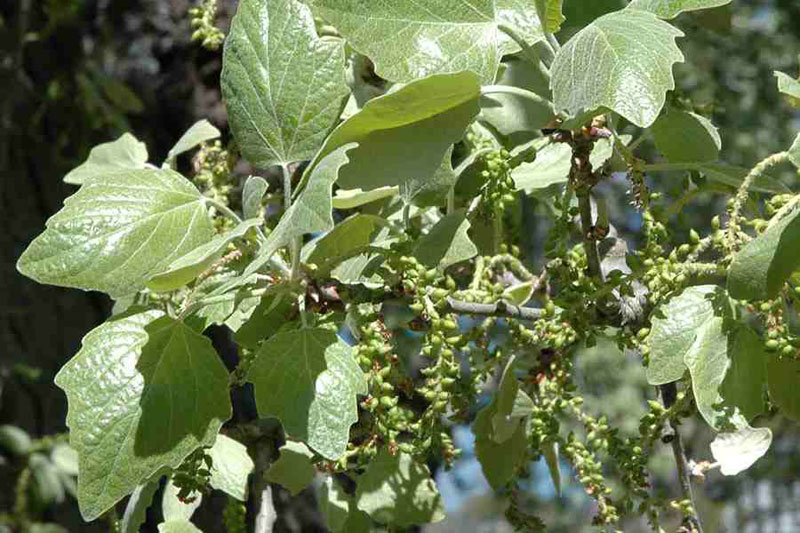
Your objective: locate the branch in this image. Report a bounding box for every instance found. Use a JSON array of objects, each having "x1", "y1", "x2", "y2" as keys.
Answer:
[
  {"x1": 660, "y1": 383, "x2": 704, "y2": 533},
  {"x1": 445, "y1": 298, "x2": 544, "y2": 321},
  {"x1": 578, "y1": 192, "x2": 603, "y2": 280}
]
